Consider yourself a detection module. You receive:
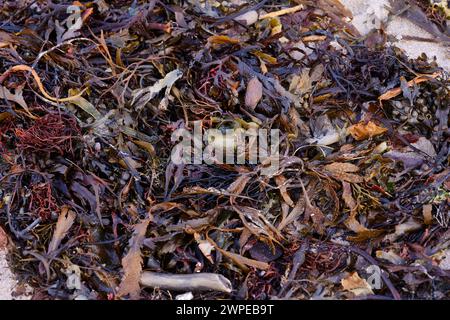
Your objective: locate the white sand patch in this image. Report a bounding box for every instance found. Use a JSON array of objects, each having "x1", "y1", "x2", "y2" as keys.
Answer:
[{"x1": 341, "y1": 0, "x2": 449, "y2": 71}]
